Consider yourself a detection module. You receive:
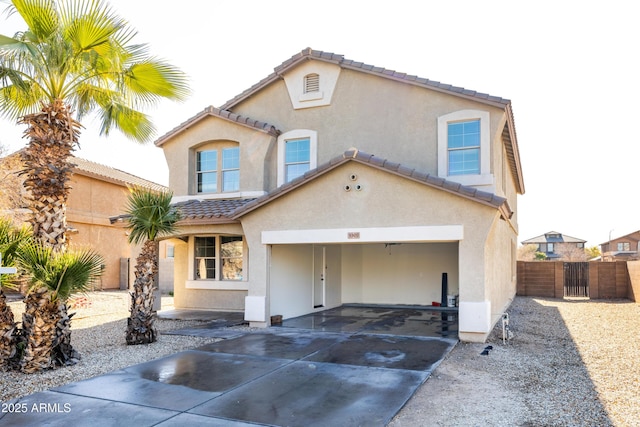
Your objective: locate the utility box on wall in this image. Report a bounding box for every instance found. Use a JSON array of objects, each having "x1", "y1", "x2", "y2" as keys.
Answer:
[{"x1": 119, "y1": 258, "x2": 130, "y2": 290}]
